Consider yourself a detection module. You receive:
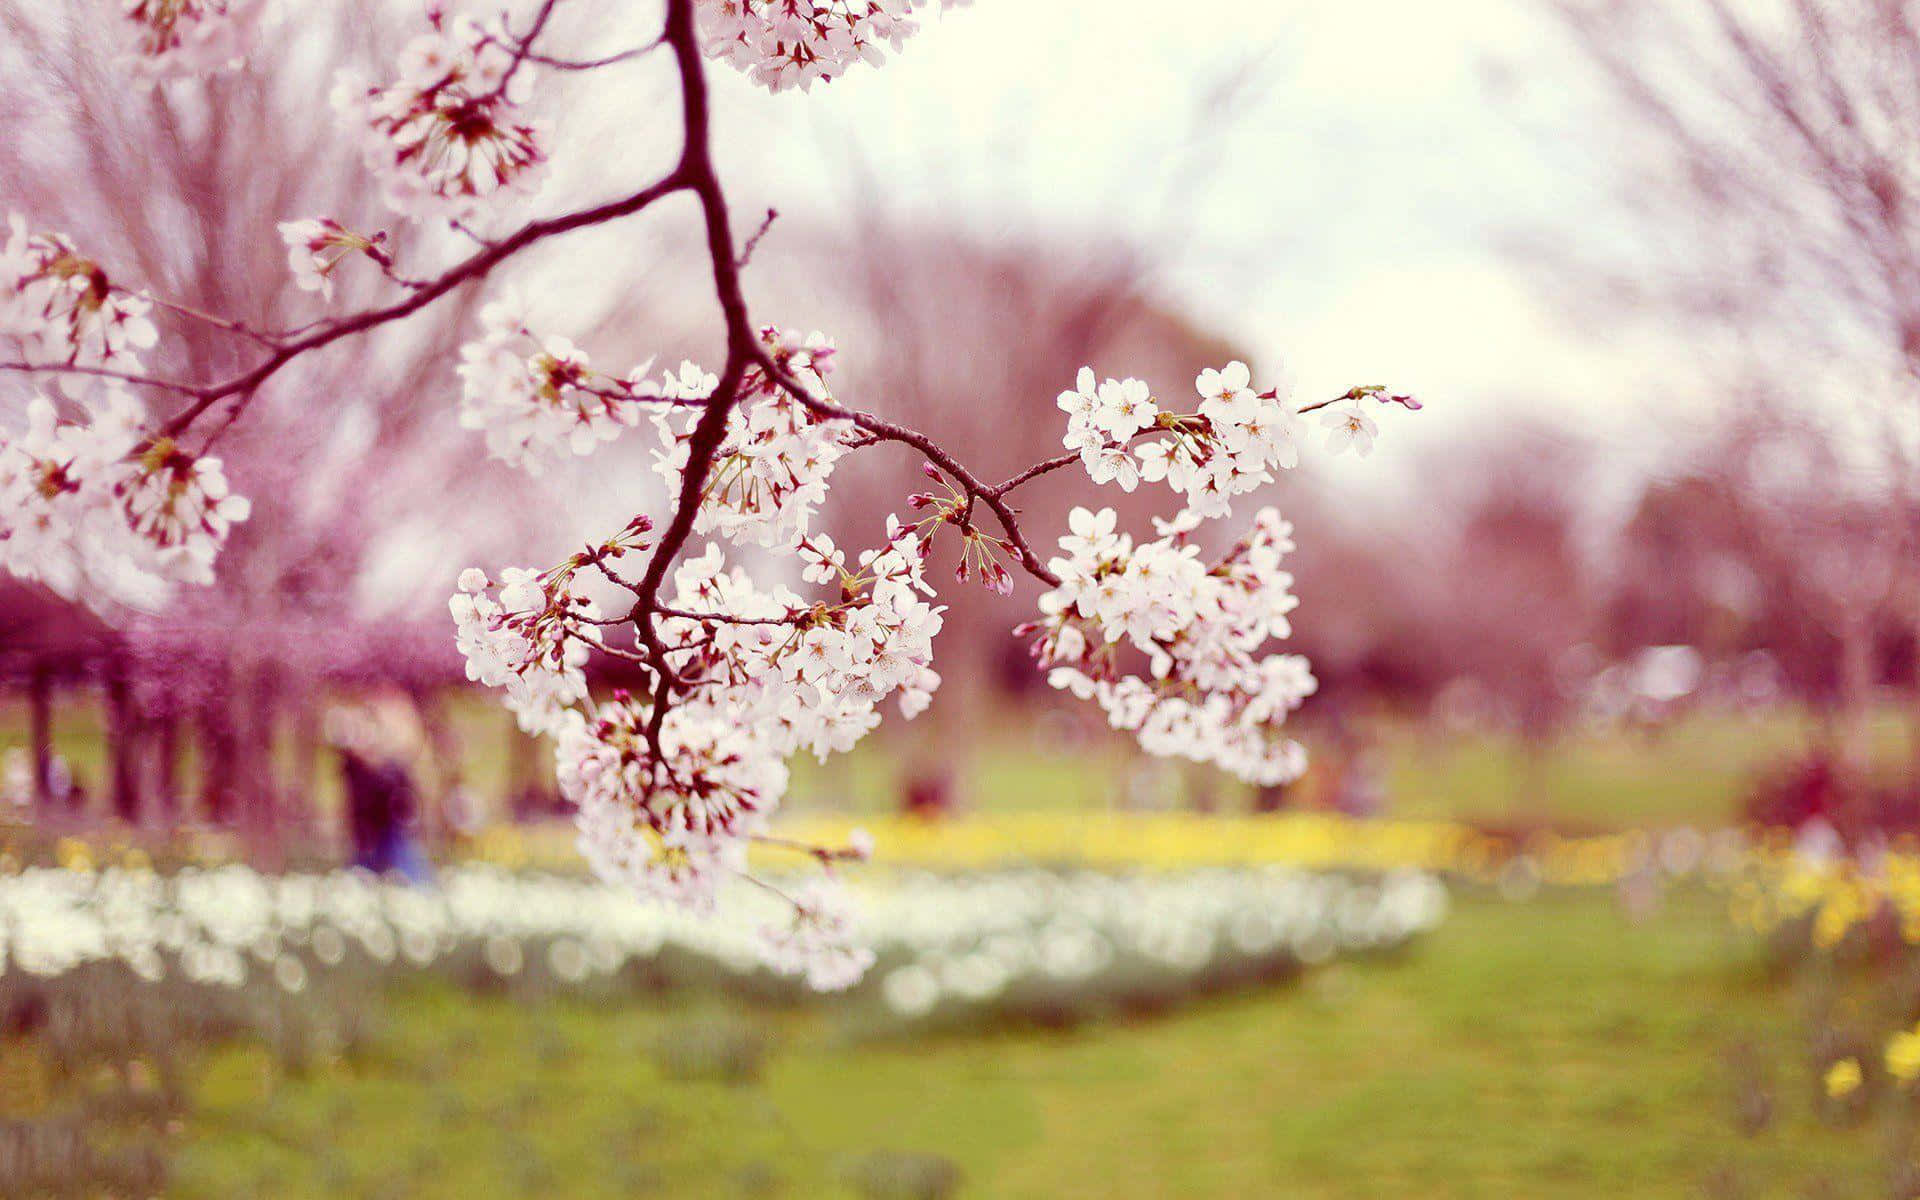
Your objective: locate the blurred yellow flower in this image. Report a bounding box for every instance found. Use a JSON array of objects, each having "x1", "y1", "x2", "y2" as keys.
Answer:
[
  {"x1": 1825, "y1": 1057, "x2": 1863, "y2": 1099},
  {"x1": 1889, "y1": 1031, "x2": 1920, "y2": 1084},
  {"x1": 54, "y1": 837, "x2": 94, "y2": 874}
]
